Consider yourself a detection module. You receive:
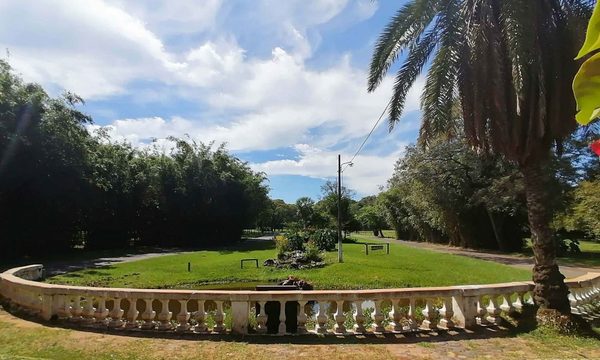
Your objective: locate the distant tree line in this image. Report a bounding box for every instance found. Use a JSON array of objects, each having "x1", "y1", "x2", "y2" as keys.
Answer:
[
  {"x1": 256, "y1": 132, "x2": 599, "y2": 254},
  {"x1": 0, "y1": 61, "x2": 268, "y2": 260}
]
